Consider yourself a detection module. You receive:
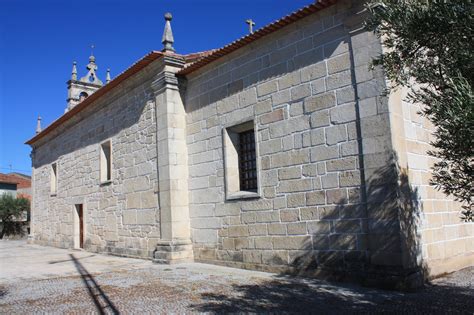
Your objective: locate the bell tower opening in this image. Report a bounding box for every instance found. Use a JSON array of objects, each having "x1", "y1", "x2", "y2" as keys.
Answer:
[{"x1": 78, "y1": 92, "x2": 89, "y2": 102}]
